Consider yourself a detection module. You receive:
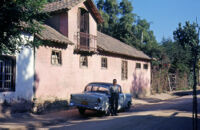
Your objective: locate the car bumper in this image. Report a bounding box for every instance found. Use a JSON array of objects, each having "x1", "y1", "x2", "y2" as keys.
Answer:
[{"x1": 70, "y1": 102, "x2": 103, "y2": 111}]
